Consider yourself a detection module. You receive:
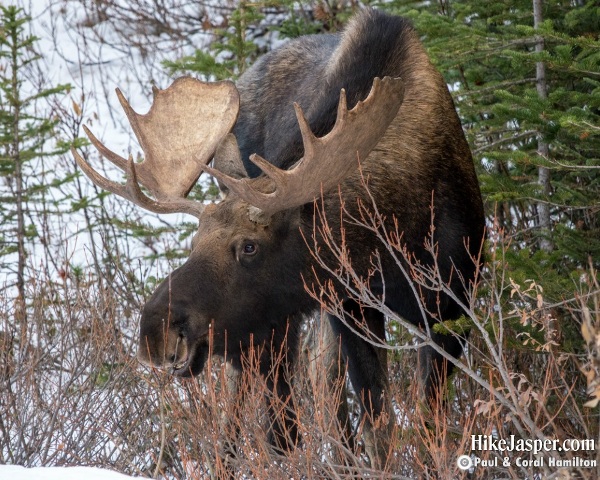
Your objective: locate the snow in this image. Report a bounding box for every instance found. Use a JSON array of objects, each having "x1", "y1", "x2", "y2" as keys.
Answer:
[{"x1": 0, "y1": 465, "x2": 138, "y2": 479}]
